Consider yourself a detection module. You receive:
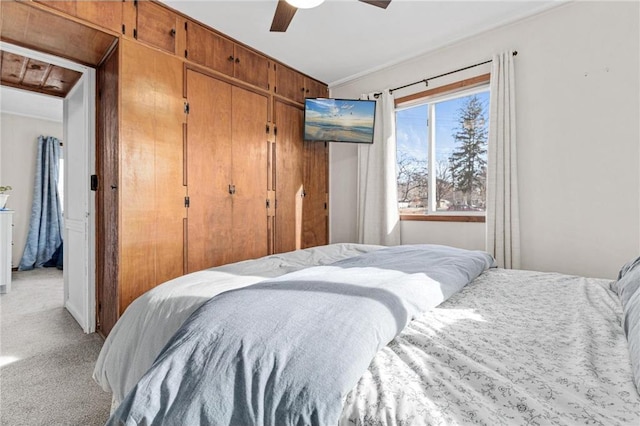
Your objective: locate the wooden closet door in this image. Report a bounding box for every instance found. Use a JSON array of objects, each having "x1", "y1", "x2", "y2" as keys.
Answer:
[
  {"x1": 136, "y1": 0, "x2": 178, "y2": 54},
  {"x1": 186, "y1": 70, "x2": 233, "y2": 272},
  {"x1": 233, "y1": 45, "x2": 270, "y2": 91},
  {"x1": 185, "y1": 20, "x2": 234, "y2": 77},
  {"x1": 120, "y1": 40, "x2": 186, "y2": 311},
  {"x1": 230, "y1": 86, "x2": 269, "y2": 263},
  {"x1": 275, "y1": 64, "x2": 305, "y2": 104},
  {"x1": 302, "y1": 140, "x2": 328, "y2": 248},
  {"x1": 274, "y1": 100, "x2": 304, "y2": 253}
]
